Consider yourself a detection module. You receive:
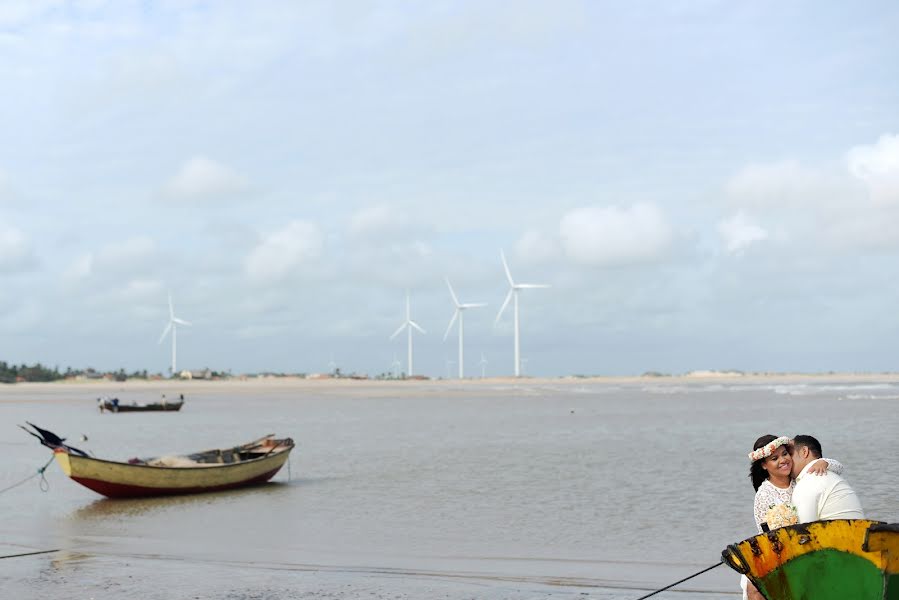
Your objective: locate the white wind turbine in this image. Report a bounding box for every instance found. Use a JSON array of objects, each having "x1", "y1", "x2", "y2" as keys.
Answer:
[
  {"x1": 158, "y1": 292, "x2": 191, "y2": 376},
  {"x1": 479, "y1": 351, "x2": 488, "y2": 378},
  {"x1": 390, "y1": 292, "x2": 425, "y2": 377},
  {"x1": 495, "y1": 250, "x2": 549, "y2": 377},
  {"x1": 443, "y1": 277, "x2": 487, "y2": 379}
]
